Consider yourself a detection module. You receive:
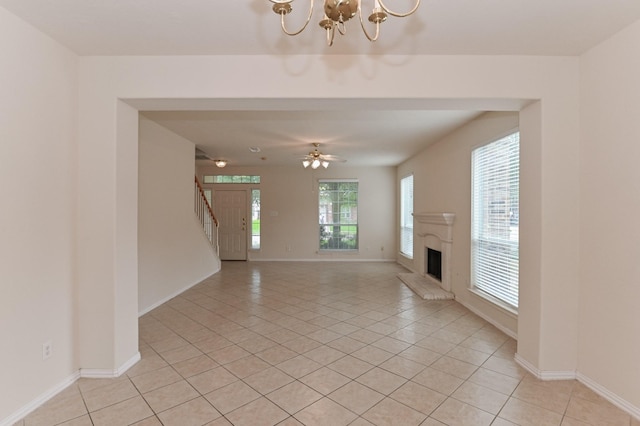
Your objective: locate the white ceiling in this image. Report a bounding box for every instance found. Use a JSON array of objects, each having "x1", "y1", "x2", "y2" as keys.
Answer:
[
  {"x1": 4, "y1": 0, "x2": 639, "y2": 167},
  {"x1": 2, "y1": 0, "x2": 639, "y2": 56},
  {"x1": 141, "y1": 109, "x2": 483, "y2": 167}
]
